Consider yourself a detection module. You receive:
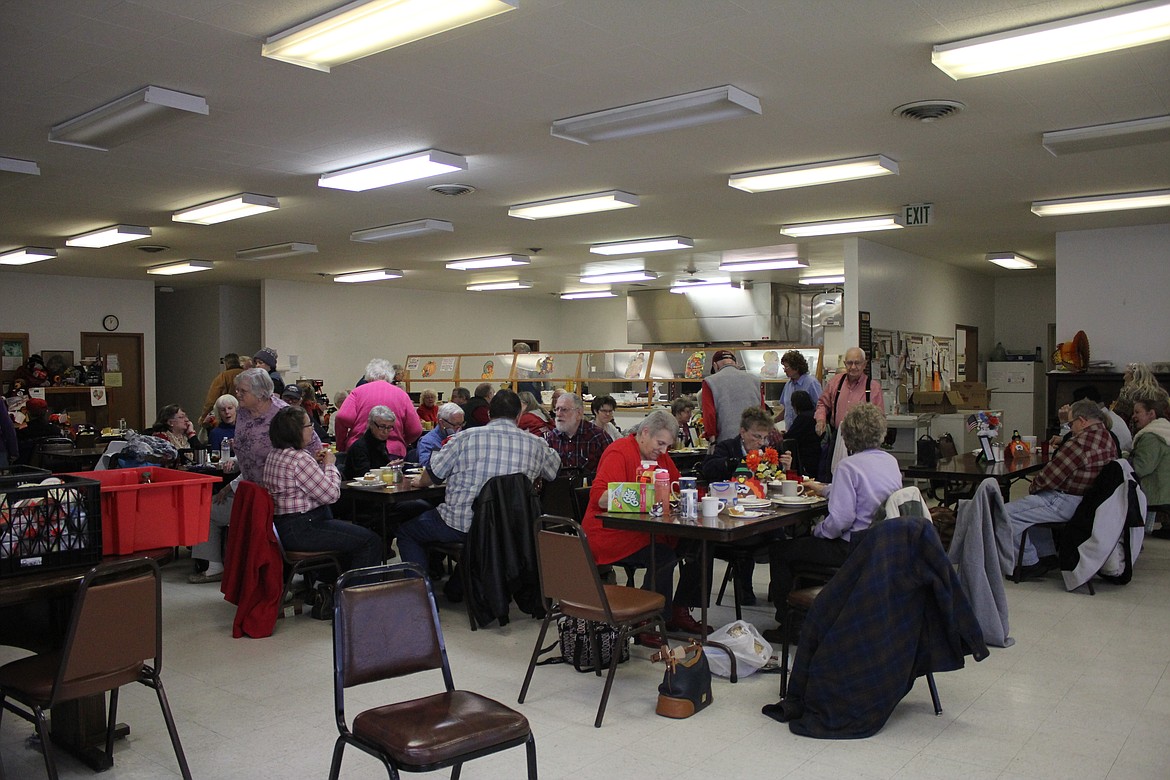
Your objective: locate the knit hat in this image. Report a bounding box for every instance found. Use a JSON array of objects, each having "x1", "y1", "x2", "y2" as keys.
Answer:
[
  {"x1": 26, "y1": 397, "x2": 48, "y2": 415},
  {"x1": 712, "y1": 349, "x2": 737, "y2": 364},
  {"x1": 253, "y1": 347, "x2": 278, "y2": 370},
  {"x1": 281, "y1": 384, "x2": 302, "y2": 401}
]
